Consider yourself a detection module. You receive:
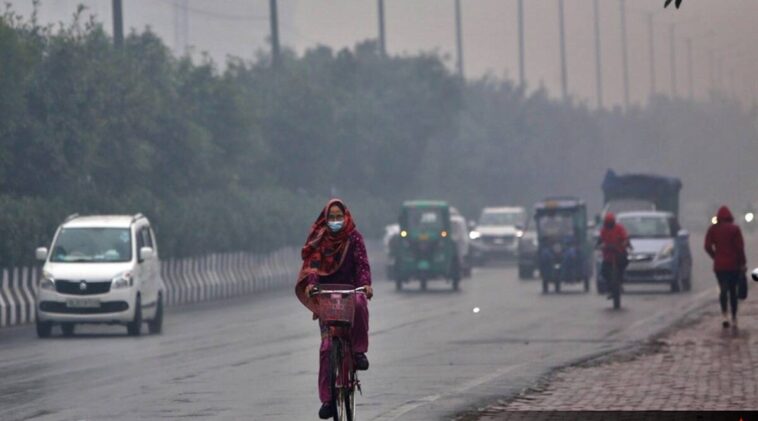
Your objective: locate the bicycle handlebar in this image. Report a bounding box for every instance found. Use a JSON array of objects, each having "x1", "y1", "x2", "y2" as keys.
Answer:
[{"x1": 308, "y1": 286, "x2": 367, "y2": 297}]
